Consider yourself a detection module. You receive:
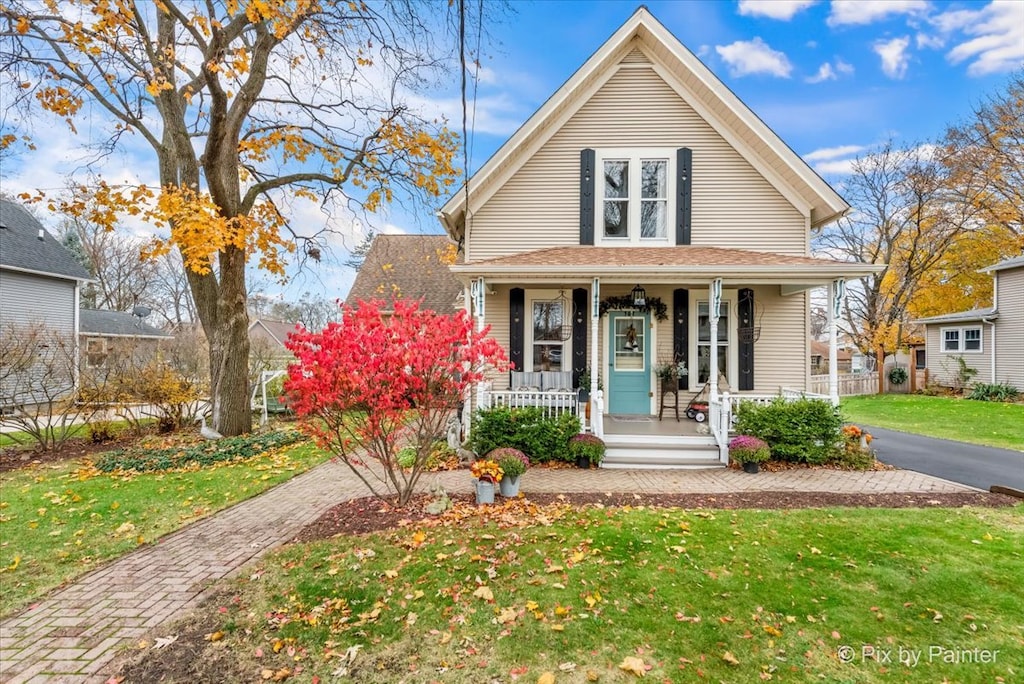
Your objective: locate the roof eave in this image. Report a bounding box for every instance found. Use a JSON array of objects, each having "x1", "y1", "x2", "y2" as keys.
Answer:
[{"x1": 1, "y1": 263, "x2": 95, "y2": 283}]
